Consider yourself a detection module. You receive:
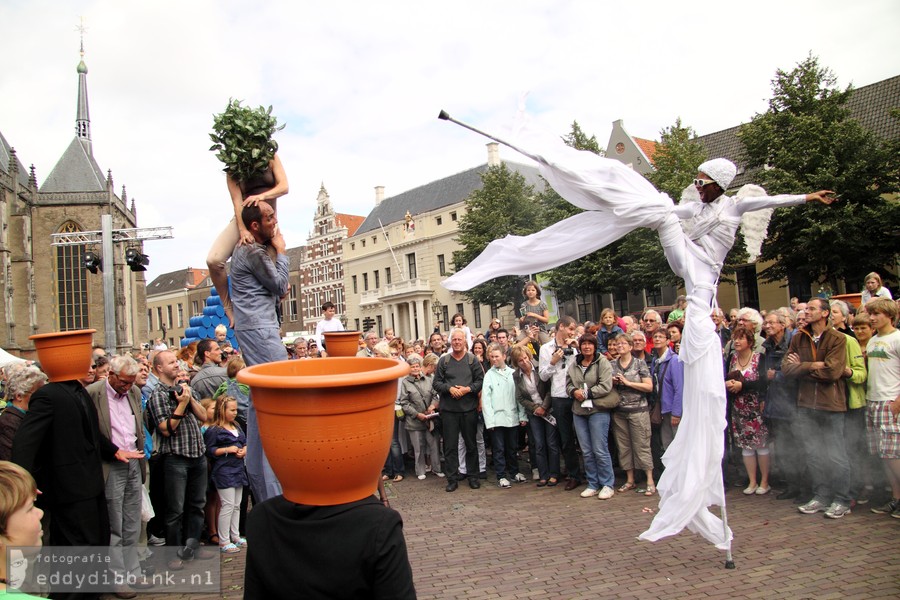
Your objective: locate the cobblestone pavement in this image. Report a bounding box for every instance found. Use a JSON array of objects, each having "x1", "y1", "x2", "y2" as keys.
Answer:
[{"x1": 123, "y1": 471, "x2": 899, "y2": 599}]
